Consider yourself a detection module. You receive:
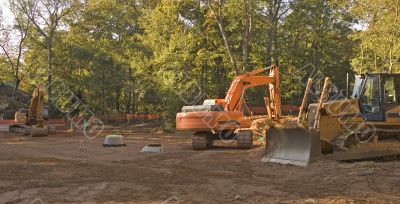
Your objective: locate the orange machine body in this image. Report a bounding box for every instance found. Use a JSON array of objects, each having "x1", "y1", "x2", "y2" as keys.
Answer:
[
  {"x1": 176, "y1": 111, "x2": 252, "y2": 131},
  {"x1": 176, "y1": 65, "x2": 281, "y2": 132}
]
